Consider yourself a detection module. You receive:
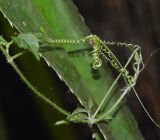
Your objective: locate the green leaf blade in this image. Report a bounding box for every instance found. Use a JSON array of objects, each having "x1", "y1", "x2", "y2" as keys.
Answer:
[{"x1": 14, "y1": 33, "x2": 40, "y2": 60}]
